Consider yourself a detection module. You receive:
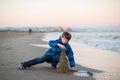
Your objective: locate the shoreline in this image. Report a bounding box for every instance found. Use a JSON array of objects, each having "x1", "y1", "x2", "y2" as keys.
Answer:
[
  {"x1": 43, "y1": 33, "x2": 120, "y2": 73},
  {"x1": 43, "y1": 32, "x2": 120, "y2": 80},
  {"x1": 70, "y1": 42, "x2": 120, "y2": 73}
]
